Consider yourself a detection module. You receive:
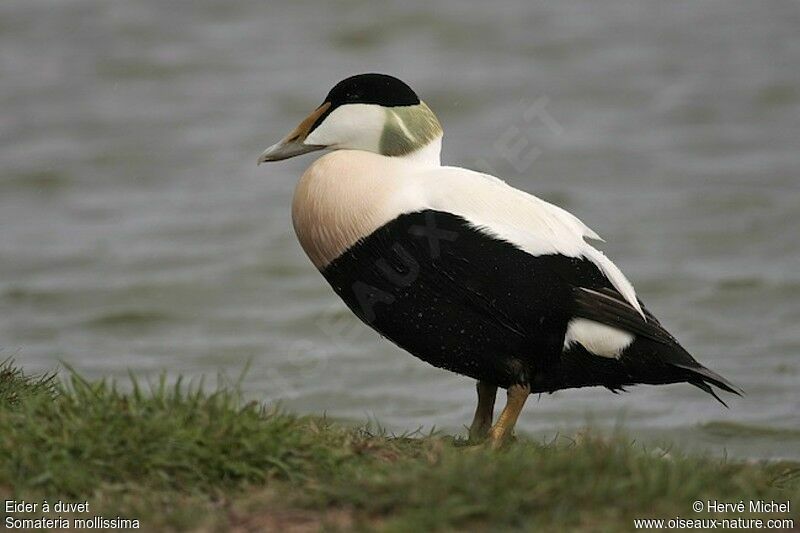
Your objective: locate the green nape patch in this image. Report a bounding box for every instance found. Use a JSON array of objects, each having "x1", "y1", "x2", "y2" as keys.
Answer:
[{"x1": 1, "y1": 362, "x2": 798, "y2": 532}]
